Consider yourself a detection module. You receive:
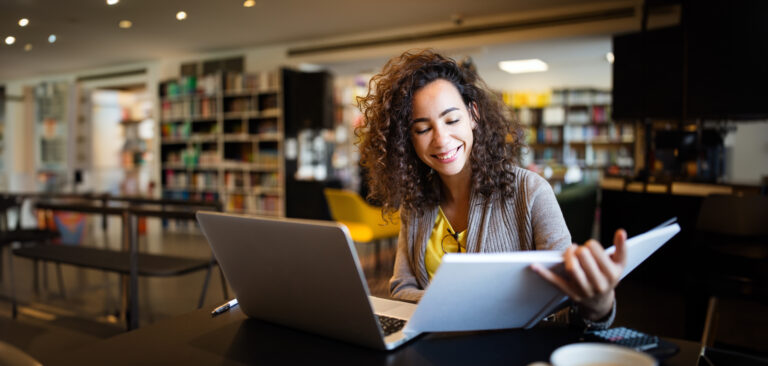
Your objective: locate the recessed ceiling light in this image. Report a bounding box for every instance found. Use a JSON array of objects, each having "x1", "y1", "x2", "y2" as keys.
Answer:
[
  {"x1": 176, "y1": 11, "x2": 187, "y2": 21},
  {"x1": 18, "y1": 18, "x2": 29, "y2": 27},
  {"x1": 243, "y1": 0, "x2": 256, "y2": 7},
  {"x1": 24, "y1": 43, "x2": 32, "y2": 51},
  {"x1": 606, "y1": 52, "x2": 615, "y2": 64},
  {"x1": 48, "y1": 34, "x2": 57, "y2": 43},
  {"x1": 5, "y1": 36, "x2": 15, "y2": 45},
  {"x1": 119, "y1": 20, "x2": 132, "y2": 29},
  {"x1": 498, "y1": 59, "x2": 548, "y2": 74},
  {"x1": 107, "y1": 0, "x2": 119, "y2": 5}
]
